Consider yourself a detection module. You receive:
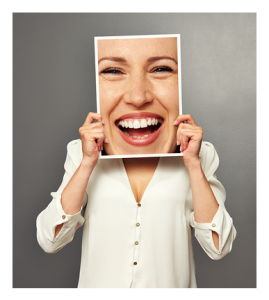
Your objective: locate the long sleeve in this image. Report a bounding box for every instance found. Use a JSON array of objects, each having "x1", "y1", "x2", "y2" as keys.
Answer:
[
  {"x1": 189, "y1": 142, "x2": 237, "y2": 260},
  {"x1": 36, "y1": 140, "x2": 87, "y2": 253}
]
